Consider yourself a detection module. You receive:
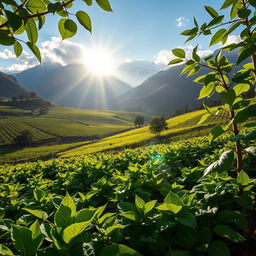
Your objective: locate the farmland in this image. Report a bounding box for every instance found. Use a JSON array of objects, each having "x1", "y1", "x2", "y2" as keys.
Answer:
[
  {"x1": 60, "y1": 108, "x2": 227, "y2": 157},
  {"x1": 0, "y1": 106, "x2": 227, "y2": 164},
  {"x1": 0, "y1": 106, "x2": 153, "y2": 146},
  {"x1": 0, "y1": 136, "x2": 255, "y2": 255}
]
